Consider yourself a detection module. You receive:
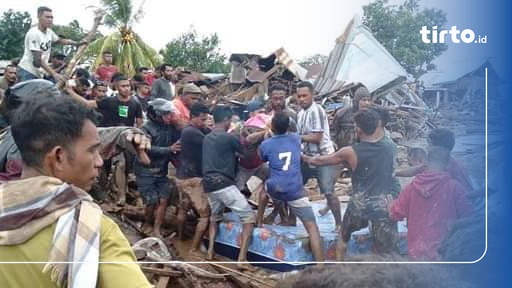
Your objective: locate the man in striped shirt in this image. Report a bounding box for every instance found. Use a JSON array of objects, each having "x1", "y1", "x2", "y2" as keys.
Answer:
[{"x1": 296, "y1": 81, "x2": 341, "y2": 231}]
